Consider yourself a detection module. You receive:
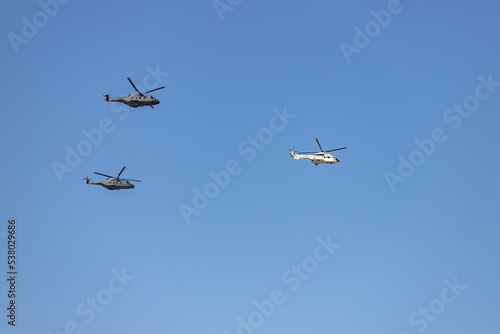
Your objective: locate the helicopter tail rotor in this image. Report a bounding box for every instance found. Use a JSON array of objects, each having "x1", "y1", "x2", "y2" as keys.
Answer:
[
  {"x1": 102, "y1": 93, "x2": 110, "y2": 101},
  {"x1": 82, "y1": 175, "x2": 91, "y2": 184}
]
